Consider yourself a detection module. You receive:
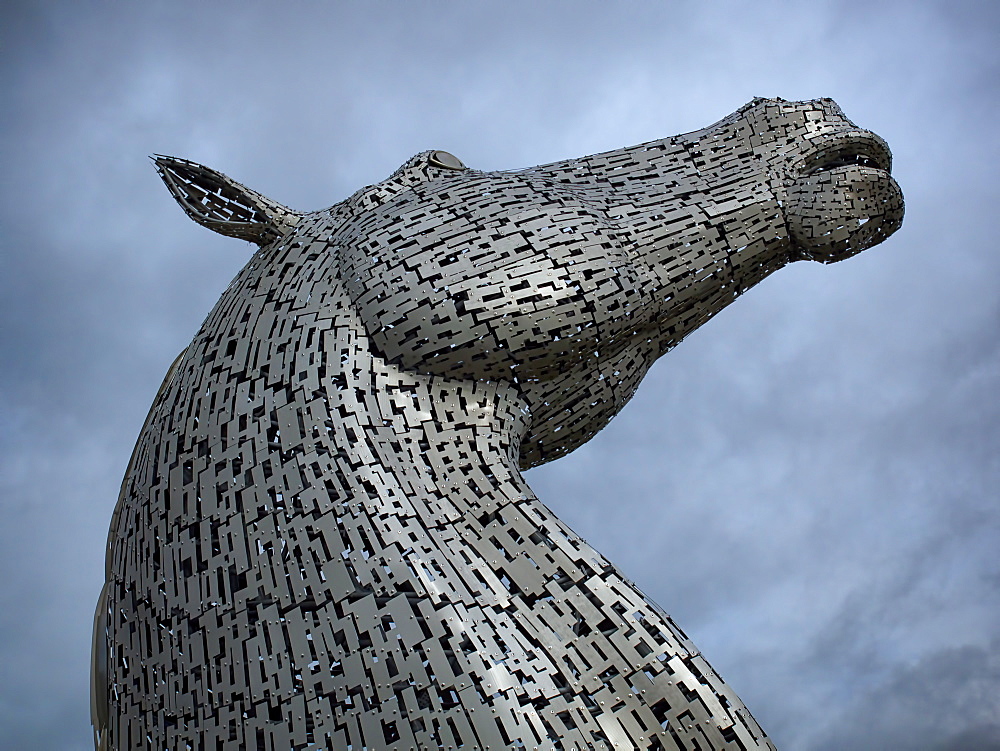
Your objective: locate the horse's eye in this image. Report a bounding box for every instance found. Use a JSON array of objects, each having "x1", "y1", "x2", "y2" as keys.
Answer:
[{"x1": 429, "y1": 151, "x2": 466, "y2": 170}]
